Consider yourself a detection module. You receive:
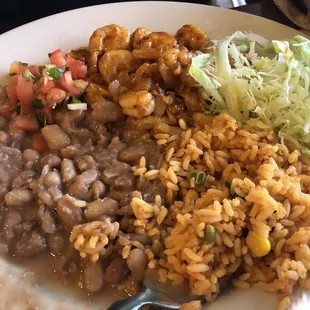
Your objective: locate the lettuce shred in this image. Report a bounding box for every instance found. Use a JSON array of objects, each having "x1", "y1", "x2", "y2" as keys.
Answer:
[{"x1": 189, "y1": 32, "x2": 310, "y2": 149}]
